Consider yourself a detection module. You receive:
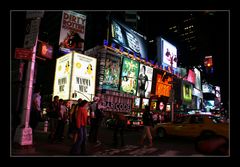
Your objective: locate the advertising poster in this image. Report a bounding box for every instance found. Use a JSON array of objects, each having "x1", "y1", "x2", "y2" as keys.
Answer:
[
  {"x1": 194, "y1": 68, "x2": 201, "y2": 90},
  {"x1": 53, "y1": 53, "x2": 72, "y2": 100},
  {"x1": 142, "y1": 98, "x2": 149, "y2": 109},
  {"x1": 182, "y1": 81, "x2": 192, "y2": 104},
  {"x1": 155, "y1": 73, "x2": 172, "y2": 97},
  {"x1": 71, "y1": 52, "x2": 97, "y2": 101},
  {"x1": 157, "y1": 37, "x2": 177, "y2": 68},
  {"x1": 187, "y1": 69, "x2": 196, "y2": 84},
  {"x1": 137, "y1": 64, "x2": 153, "y2": 98},
  {"x1": 103, "y1": 54, "x2": 122, "y2": 91},
  {"x1": 111, "y1": 19, "x2": 148, "y2": 59},
  {"x1": 59, "y1": 11, "x2": 86, "y2": 51},
  {"x1": 134, "y1": 98, "x2": 140, "y2": 108},
  {"x1": 120, "y1": 57, "x2": 139, "y2": 95}
]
